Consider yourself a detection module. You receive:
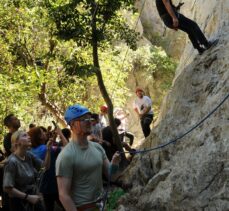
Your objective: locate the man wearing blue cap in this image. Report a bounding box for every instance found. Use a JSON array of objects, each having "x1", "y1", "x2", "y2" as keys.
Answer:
[{"x1": 56, "y1": 104, "x2": 120, "y2": 211}]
